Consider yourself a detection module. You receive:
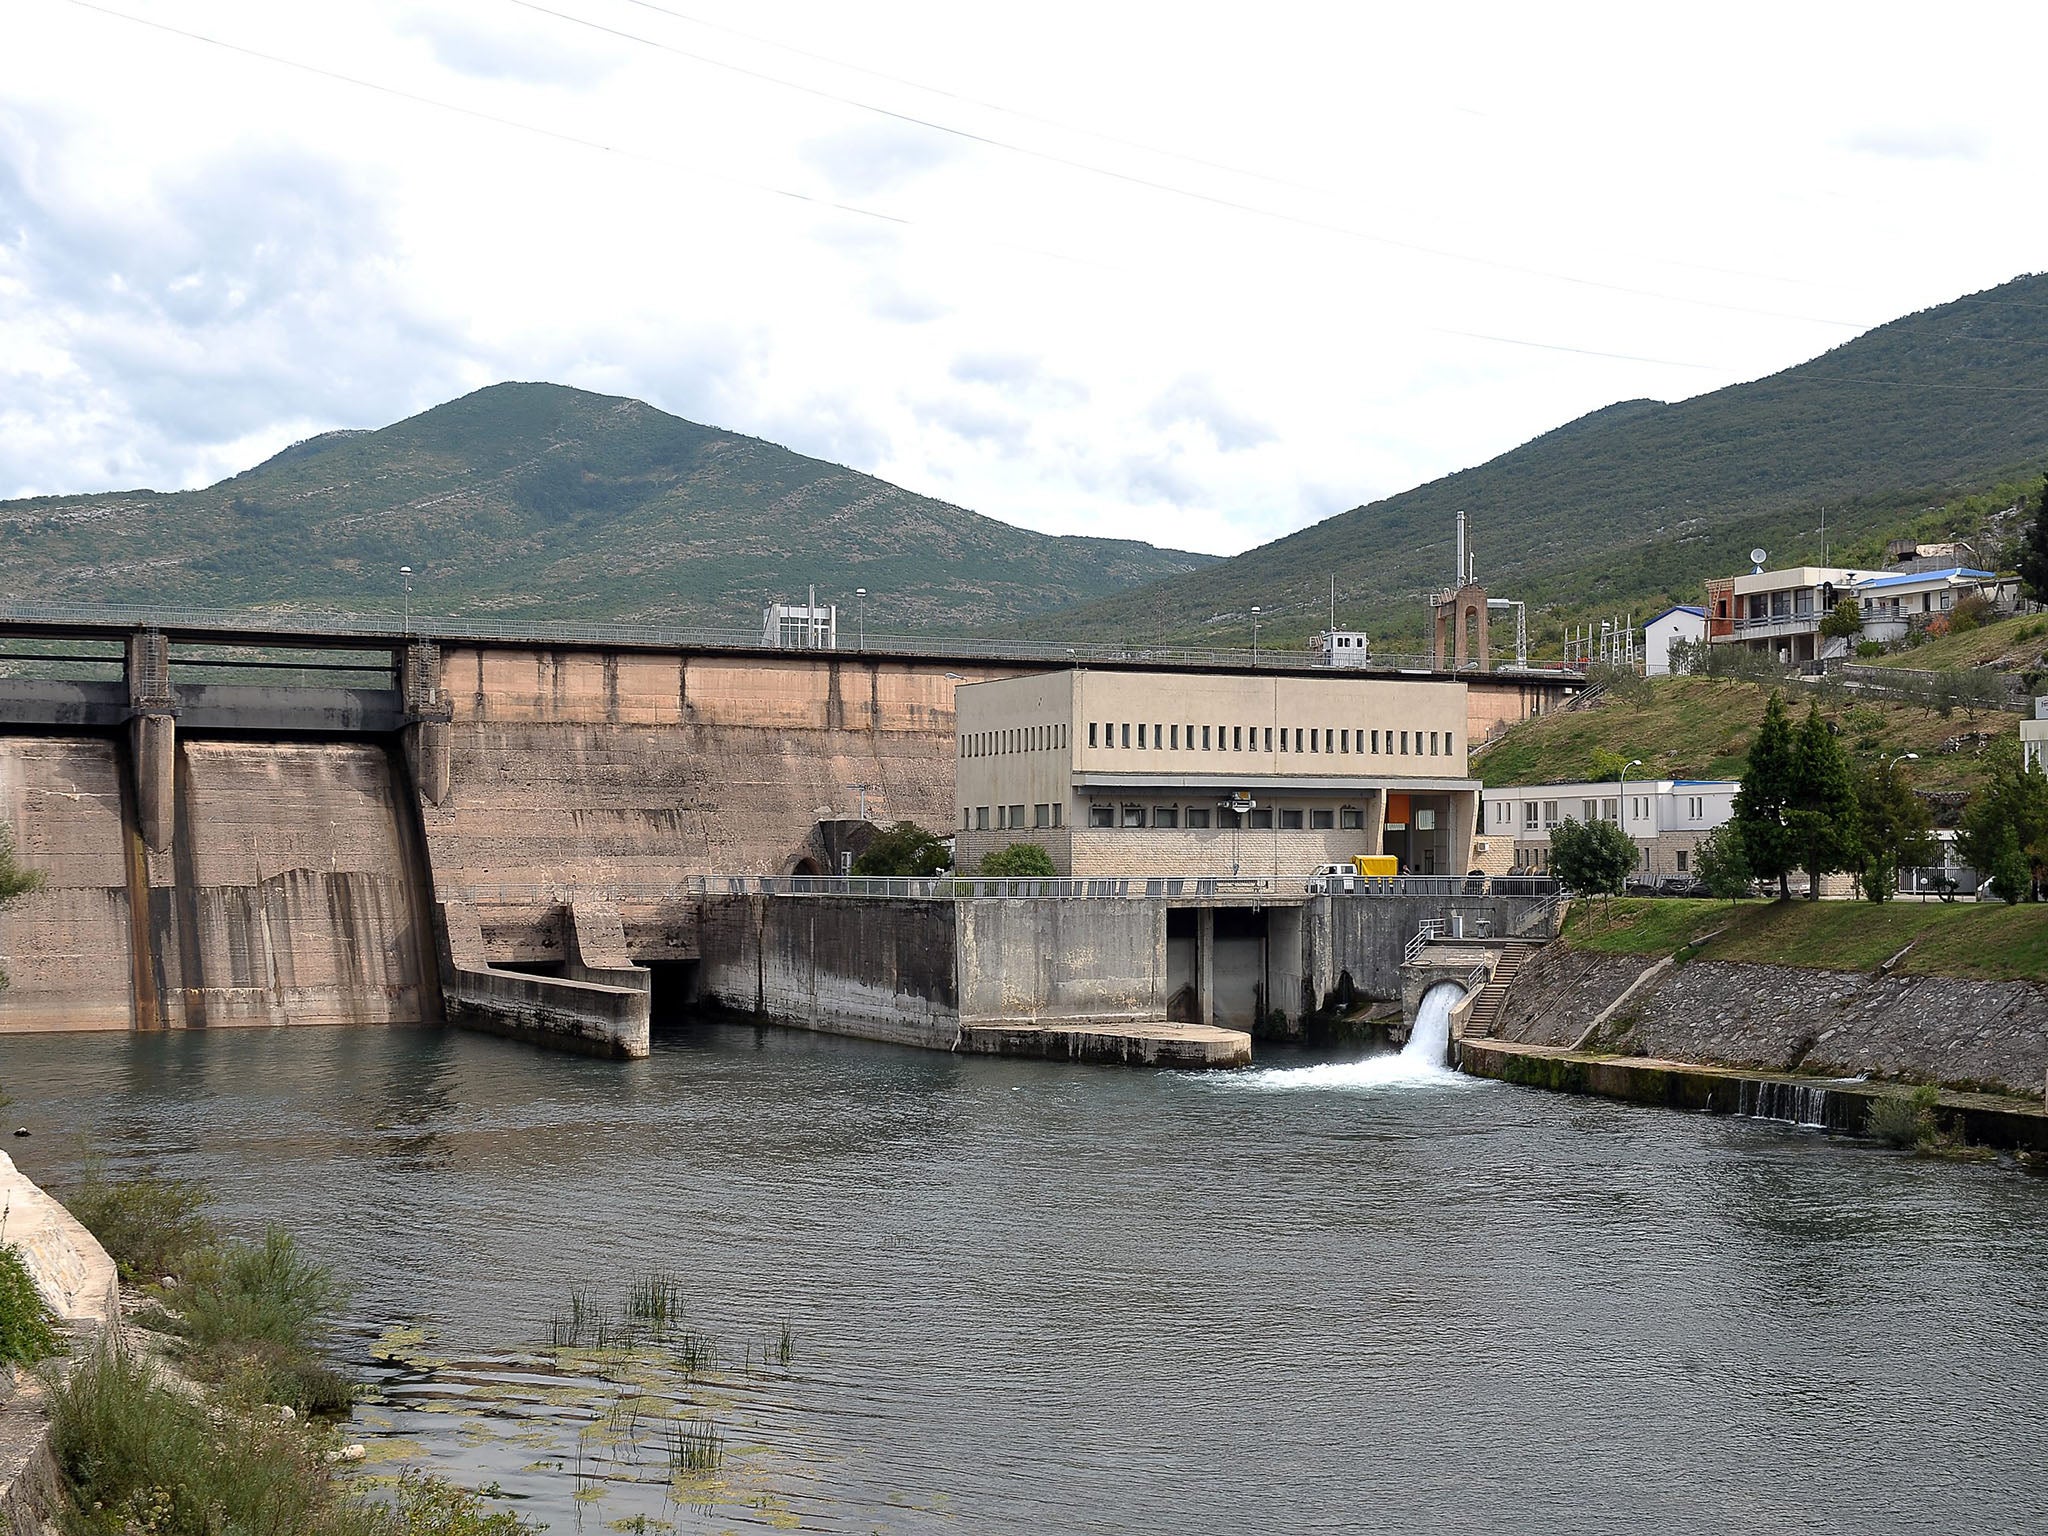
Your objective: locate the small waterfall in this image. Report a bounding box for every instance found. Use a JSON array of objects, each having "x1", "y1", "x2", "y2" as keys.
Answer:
[
  {"x1": 1737, "y1": 1078, "x2": 1832, "y2": 1129},
  {"x1": 1401, "y1": 981, "x2": 1461, "y2": 1070},
  {"x1": 1225, "y1": 981, "x2": 1470, "y2": 1090}
]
